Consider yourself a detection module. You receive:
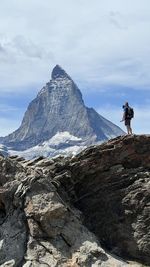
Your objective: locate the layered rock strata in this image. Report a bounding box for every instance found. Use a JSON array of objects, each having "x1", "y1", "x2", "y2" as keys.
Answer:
[{"x1": 0, "y1": 134, "x2": 149, "y2": 266}]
